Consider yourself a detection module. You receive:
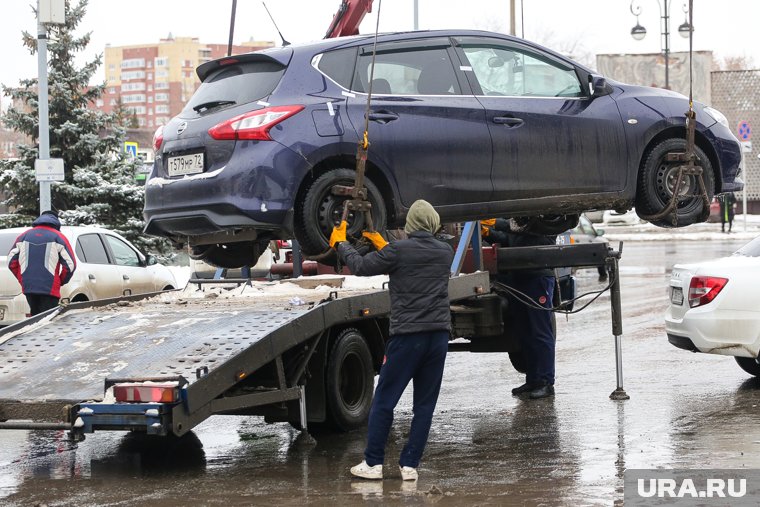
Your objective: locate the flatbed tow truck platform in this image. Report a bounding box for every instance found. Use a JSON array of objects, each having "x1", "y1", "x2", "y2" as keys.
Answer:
[{"x1": 0, "y1": 272, "x2": 489, "y2": 438}]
